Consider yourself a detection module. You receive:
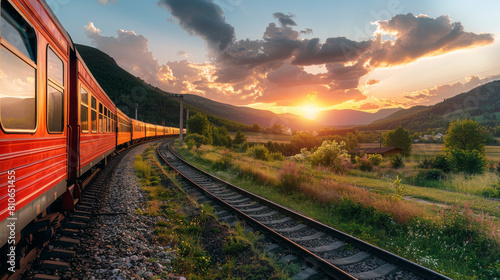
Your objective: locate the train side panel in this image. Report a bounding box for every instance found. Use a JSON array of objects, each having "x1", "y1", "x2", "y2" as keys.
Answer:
[
  {"x1": 132, "y1": 119, "x2": 146, "y2": 141},
  {"x1": 117, "y1": 108, "x2": 132, "y2": 146},
  {"x1": 0, "y1": 0, "x2": 70, "y2": 246},
  {"x1": 72, "y1": 58, "x2": 116, "y2": 177}
]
